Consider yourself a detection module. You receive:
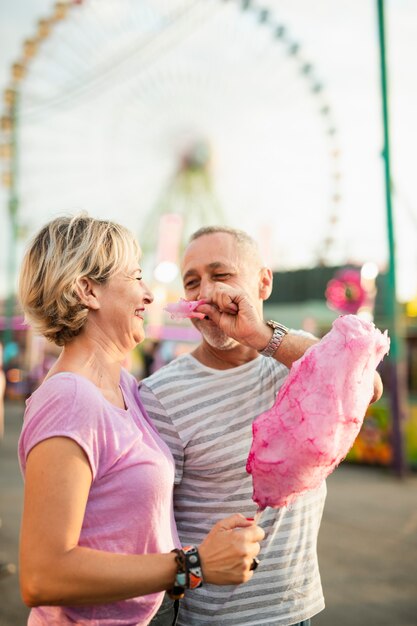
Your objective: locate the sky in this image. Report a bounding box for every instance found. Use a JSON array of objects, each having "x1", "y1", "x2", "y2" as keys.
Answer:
[{"x1": 0, "y1": 0, "x2": 416, "y2": 301}]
